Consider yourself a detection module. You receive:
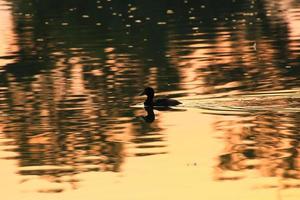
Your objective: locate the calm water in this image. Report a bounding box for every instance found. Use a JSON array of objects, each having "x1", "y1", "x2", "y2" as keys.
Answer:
[{"x1": 1, "y1": 0, "x2": 300, "y2": 199}]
